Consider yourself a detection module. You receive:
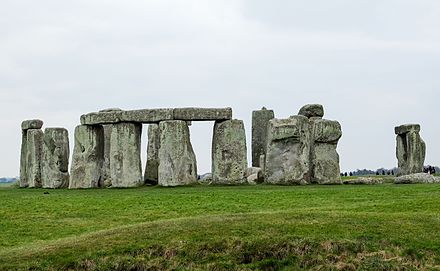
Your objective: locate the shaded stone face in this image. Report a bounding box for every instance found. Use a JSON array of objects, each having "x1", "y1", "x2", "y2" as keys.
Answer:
[
  {"x1": 158, "y1": 121, "x2": 197, "y2": 186},
  {"x1": 41, "y1": 128, "x2": 70, "y2": 189},
  {"x1": 395, "y1": 124, "x2": 425, "y2": 176},
  {"x1": 212, "y1": 120, "x2": 247, "y2": 185},
  {"x1": 21, "y1": 119, "x2": 43, "y2": 131},
  {"x1": 251, "y1": 108, "x2": 275, "y2": 167},
  {"x1": 109, "y1": 123, "x2": 143, "y2": 188},
  {"x1": 264, "y1": 116, "x2": 311, "y2": 185},
  {"x1": 144, "y1": 124, "x2": 160, "y2": 185},
  {"x1": 19, "y1": 130, "x2": 28, "y2": 188},
  {"x1": 69, "y1": 125, "x2": 104, "y2": 189},
  {"x1": 298, "y1": 104, "x2": 324, "y2": 119},
  {"x1": 26, "y1": 129, "x2": 44, "y2": 188}
]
